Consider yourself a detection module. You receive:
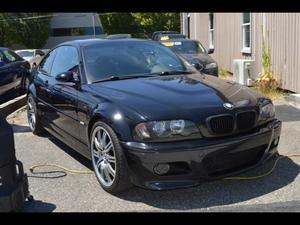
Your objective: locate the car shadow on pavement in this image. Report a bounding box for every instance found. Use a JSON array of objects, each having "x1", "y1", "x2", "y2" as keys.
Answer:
[
  {"x1": 116, "y1": 157, "x2": 300, "y2": 210},
  {"x1": 275, "y1": 104, "x2": 300, "y2": 122},
  {"x1": 11, "y1": 124, "x2": 31, "y2": 133},
  {"x1": 22, "y1": 199, "x2": 56, "y2": 212},
  {"x1": 48, "y1": 137, "x2": 93, "y2": 170}
]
